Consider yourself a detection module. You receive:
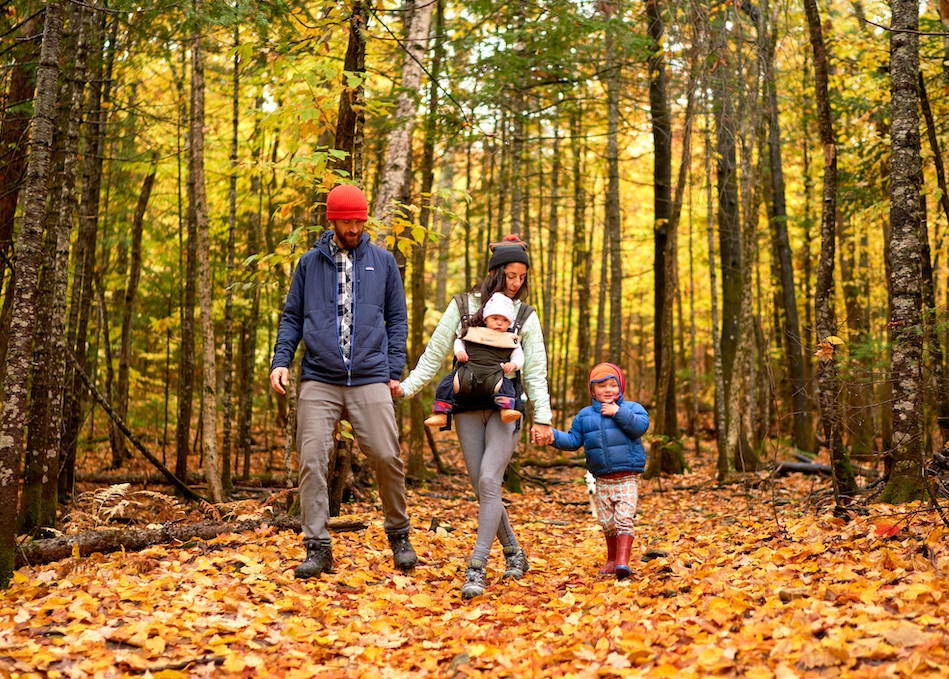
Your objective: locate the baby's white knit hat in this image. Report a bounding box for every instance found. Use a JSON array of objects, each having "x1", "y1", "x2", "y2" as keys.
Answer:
[{"x1": 482, "y1": 292, "x2": 515, "y2": 324}]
